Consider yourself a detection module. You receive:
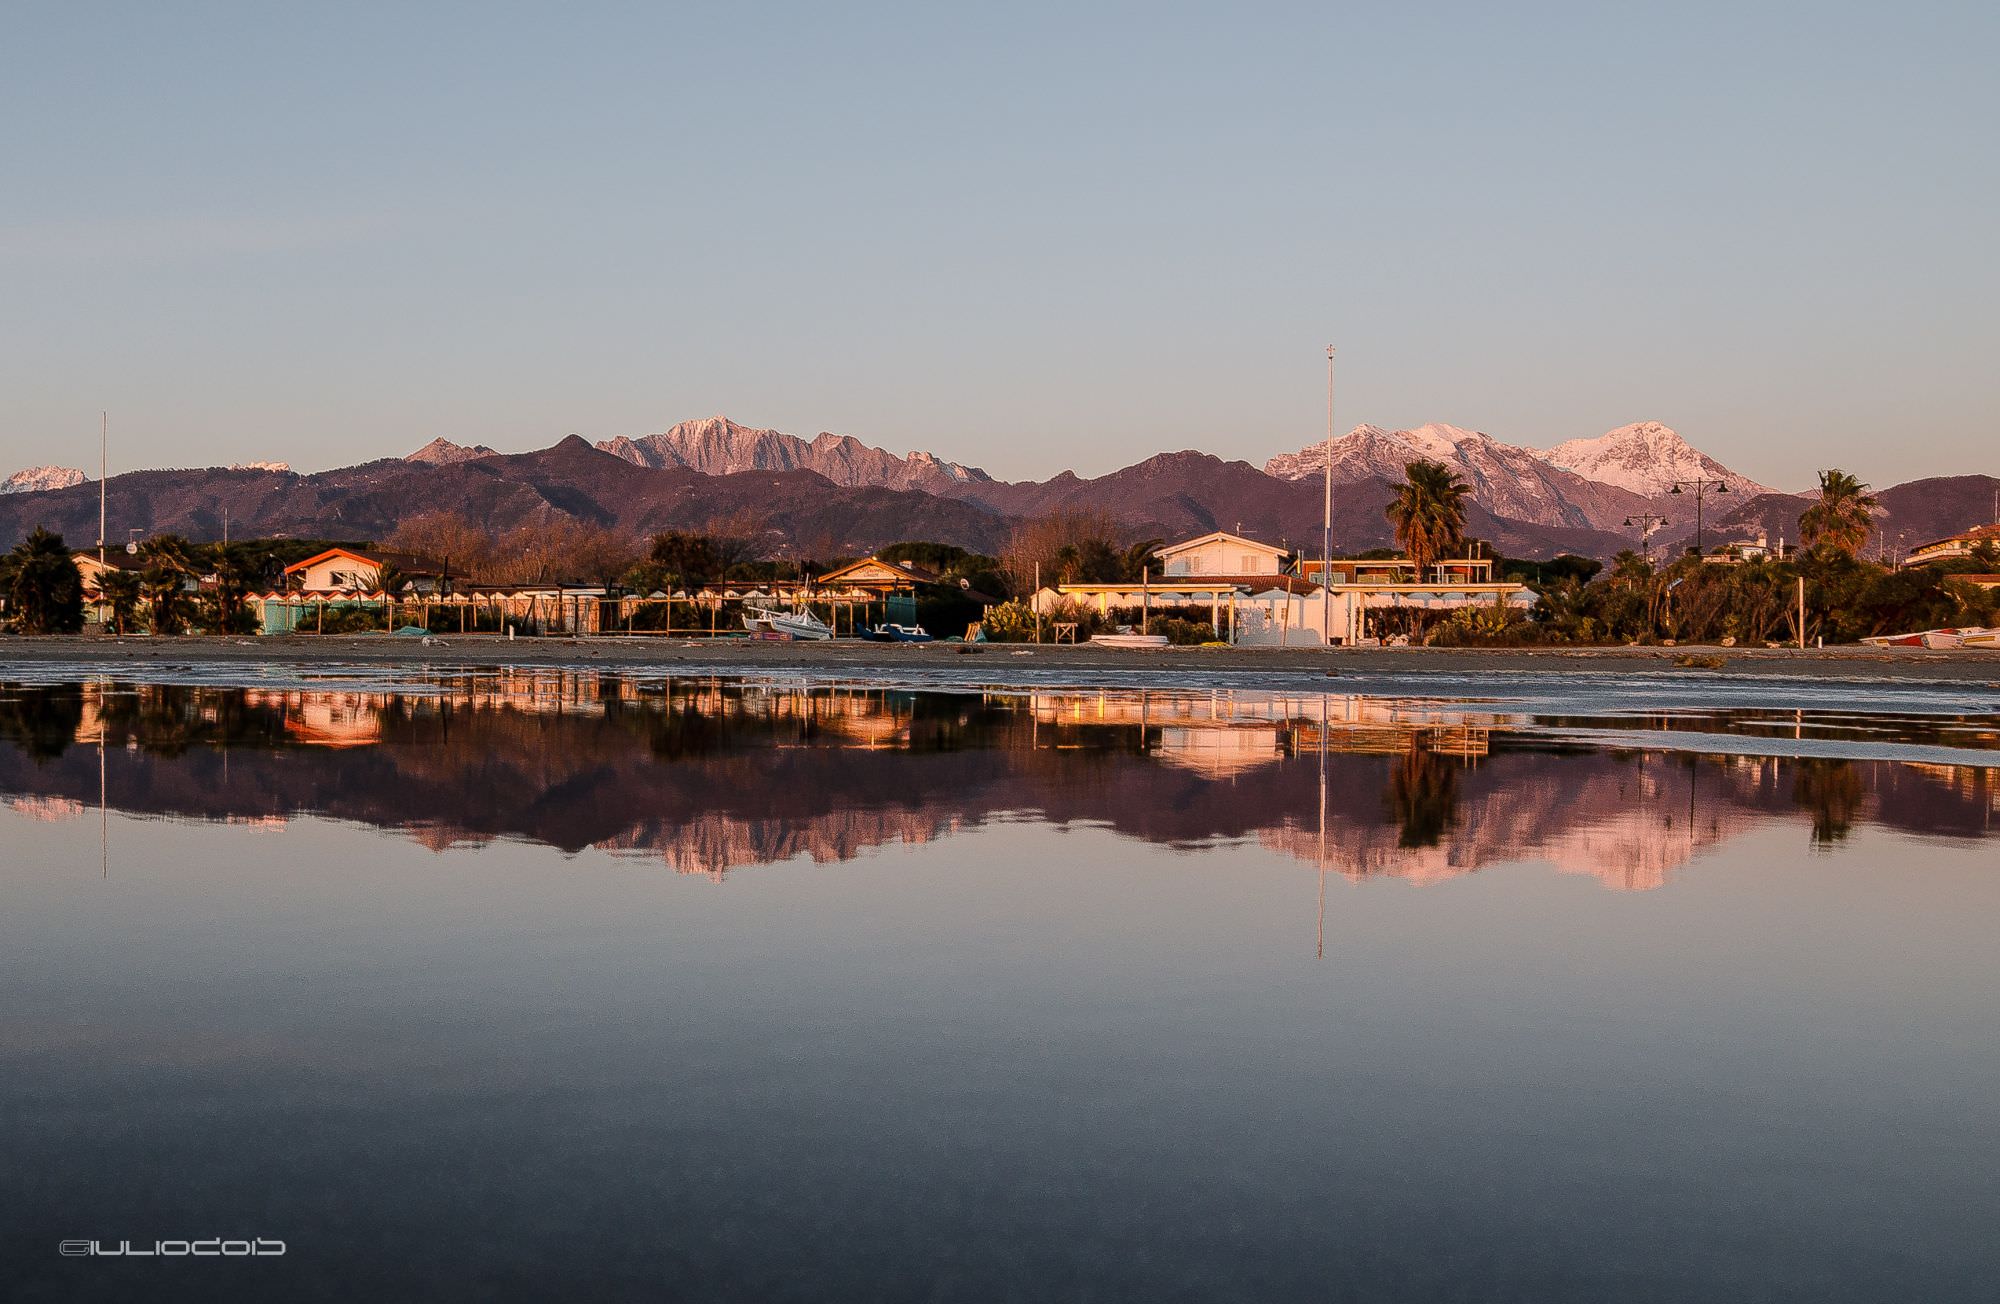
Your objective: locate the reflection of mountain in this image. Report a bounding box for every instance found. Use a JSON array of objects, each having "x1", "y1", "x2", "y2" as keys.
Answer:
[
  {"x1": 1259, "y1": 753, "x2": 1767, "y2": 891},
  {"x1": 0, "y1": 677, "x2": 1991, "y2": 886}
]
